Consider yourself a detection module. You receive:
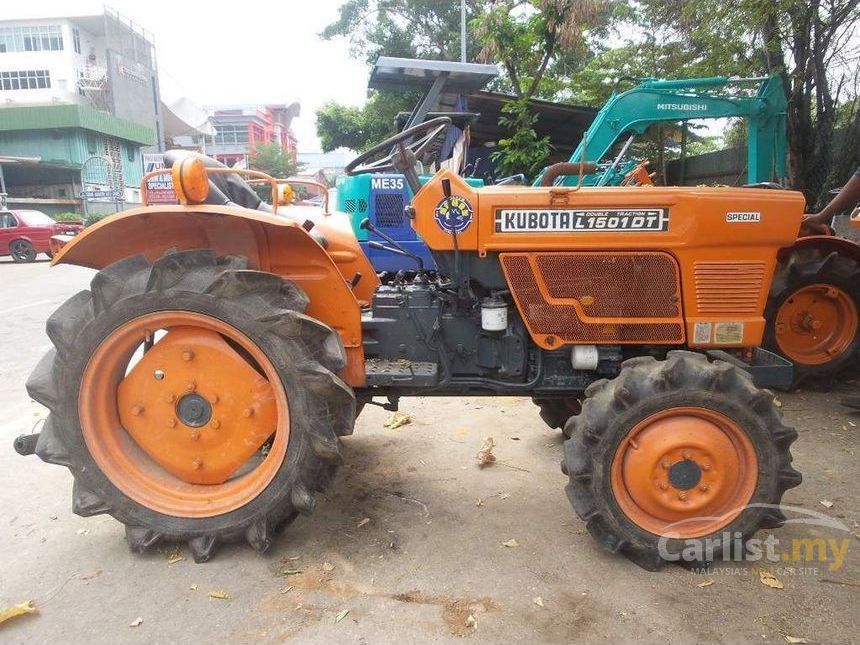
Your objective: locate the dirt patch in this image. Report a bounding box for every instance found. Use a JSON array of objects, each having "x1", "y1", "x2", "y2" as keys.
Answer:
[{"x1": 390, "y1": 590, "x2": 499, "y2": 637}]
